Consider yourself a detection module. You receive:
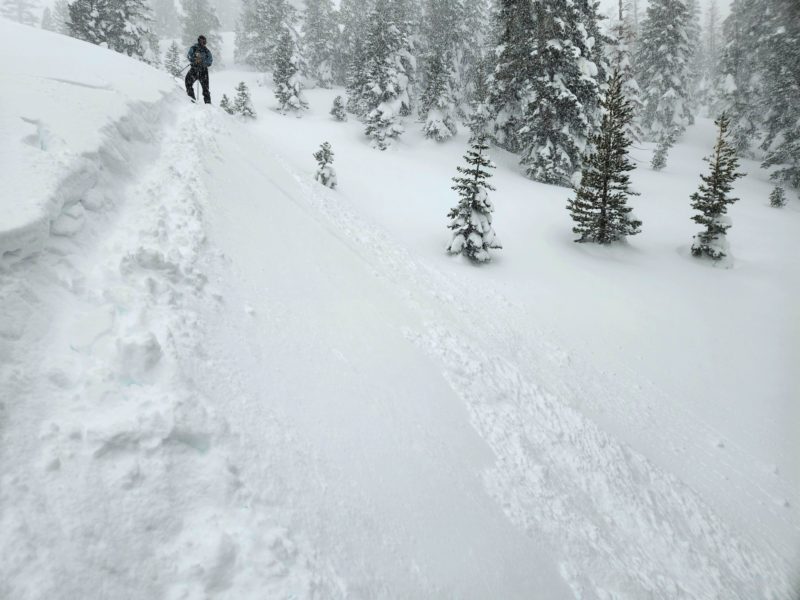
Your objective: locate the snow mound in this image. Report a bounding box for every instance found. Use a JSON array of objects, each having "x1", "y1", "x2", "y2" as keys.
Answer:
[{"x1": 0, "y1": 18, "x2": 179, "y2": 264}]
